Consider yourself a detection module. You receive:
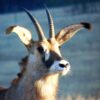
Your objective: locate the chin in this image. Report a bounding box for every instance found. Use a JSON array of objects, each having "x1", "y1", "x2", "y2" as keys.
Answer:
[{"x1": 60, "y1": 66, "x2": 71, "y2": 76}]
